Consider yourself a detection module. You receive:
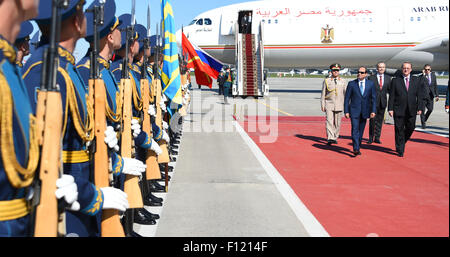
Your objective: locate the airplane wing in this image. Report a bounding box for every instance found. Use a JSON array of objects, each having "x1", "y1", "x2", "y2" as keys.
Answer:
[{"x1": 411, "y1": 35, "x2": 449, "y2": 54}]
